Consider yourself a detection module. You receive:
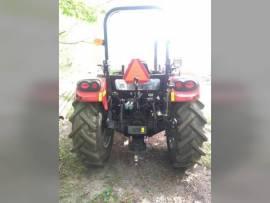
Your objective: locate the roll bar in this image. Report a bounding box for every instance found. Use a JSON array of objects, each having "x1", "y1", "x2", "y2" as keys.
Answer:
[
  {"x1": 103, "y1": 6, "x2": 160, "y2": 60},
  {"x1": 102, "y1": 6, "x2": 170, "y2": 76}
]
